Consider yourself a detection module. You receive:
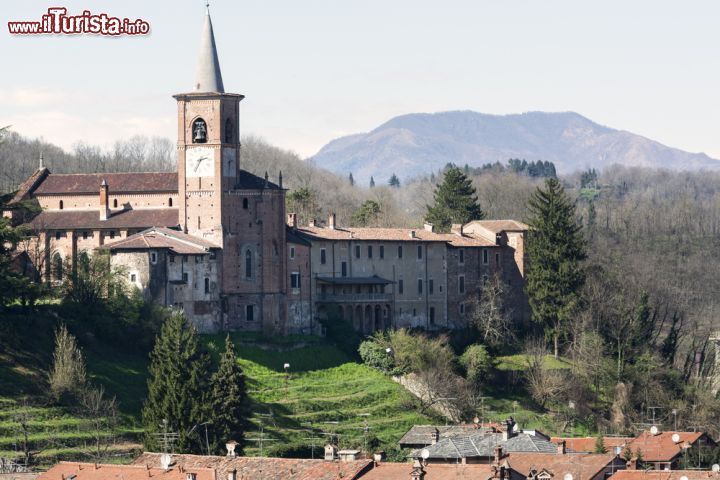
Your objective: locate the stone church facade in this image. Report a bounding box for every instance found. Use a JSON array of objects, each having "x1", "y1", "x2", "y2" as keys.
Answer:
[{"x1": 4, "y1": 8, "x2": 530, "y2": 335}]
